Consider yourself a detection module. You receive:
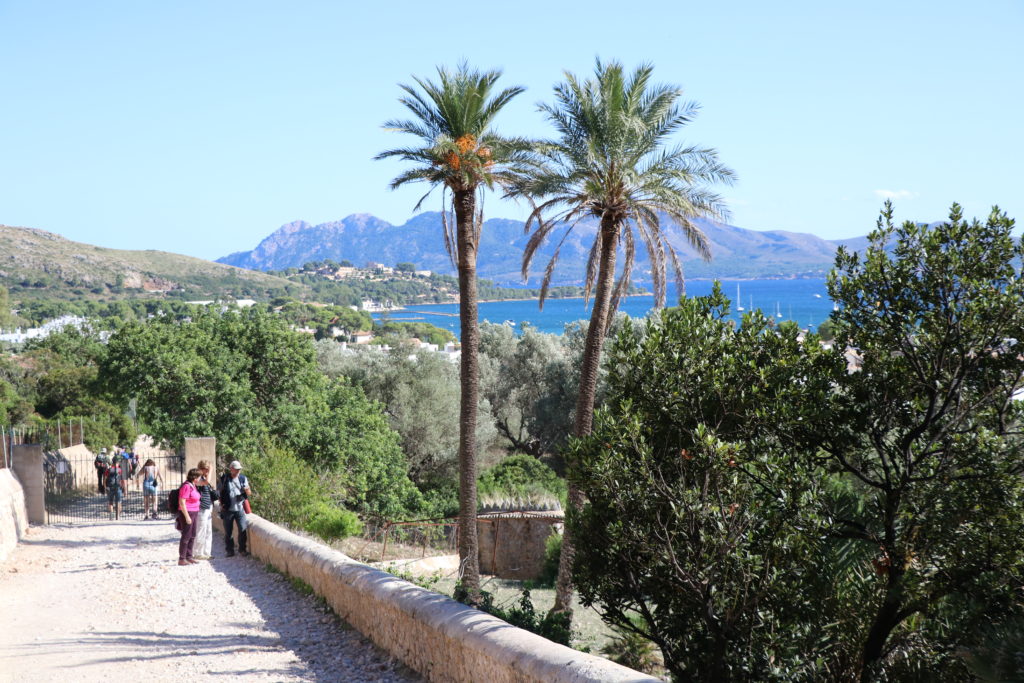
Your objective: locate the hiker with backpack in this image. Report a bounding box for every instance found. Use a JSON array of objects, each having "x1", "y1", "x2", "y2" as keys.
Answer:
[
  {"x1": 105, "y1": 457, "x2": 125, "y2": 520},
  {"x1": 94, "y1": 448, "x2": 110, "y2": 494},
  {"x1": 218, "y1": 460, "x2": 251, "y2": 557},
  {"x1": 175, "y1": 468, "x2": 202, "y2": 565},
  {"x1": 136, "y1": 458, "x2": 162, "y2": 519}
]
